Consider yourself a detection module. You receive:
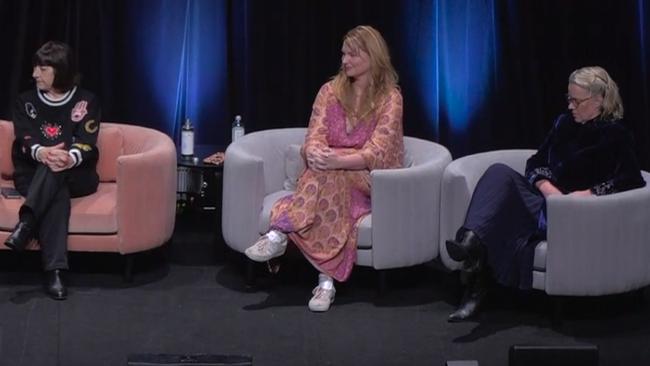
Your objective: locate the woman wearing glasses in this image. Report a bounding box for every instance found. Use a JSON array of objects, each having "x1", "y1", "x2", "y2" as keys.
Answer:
[{"x1": 445, "y1": 66, "x2": 645, "y2": 322}]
